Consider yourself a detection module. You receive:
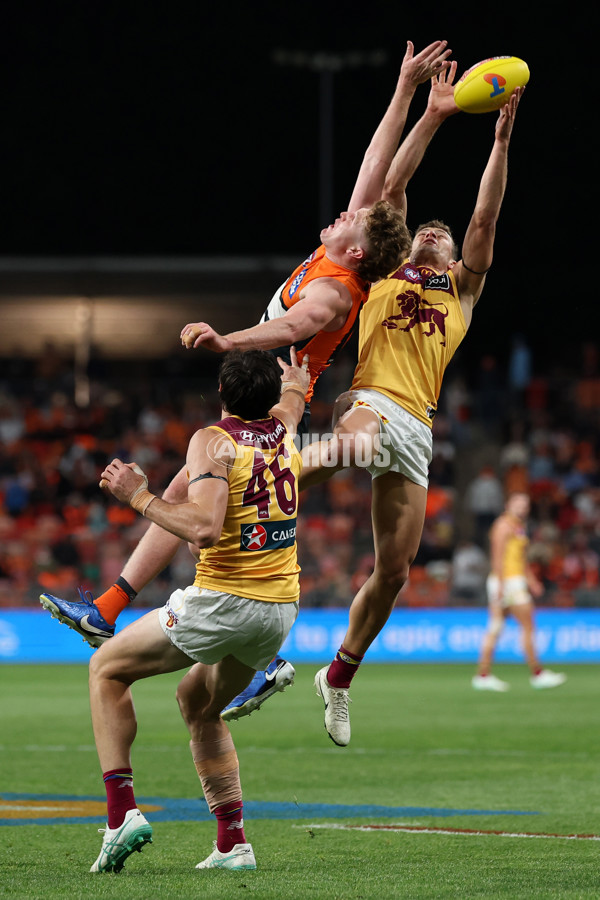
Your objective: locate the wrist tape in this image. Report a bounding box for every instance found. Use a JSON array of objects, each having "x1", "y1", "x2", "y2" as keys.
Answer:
[
  {"x1": 130, "y1": 488, "x2": 156, "y2": 516},
  {"x1": 281, "y1": 382, "x2": 306, "y2": 398},
  {"x1": 128, "y1": 464, "x2": 156, "y2": 516}
]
